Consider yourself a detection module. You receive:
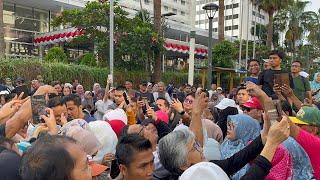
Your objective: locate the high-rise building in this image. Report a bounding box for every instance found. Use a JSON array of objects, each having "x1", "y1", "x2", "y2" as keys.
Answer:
[{"x1": 196, "y1": 0, "x2": 269, "y2": 40}]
